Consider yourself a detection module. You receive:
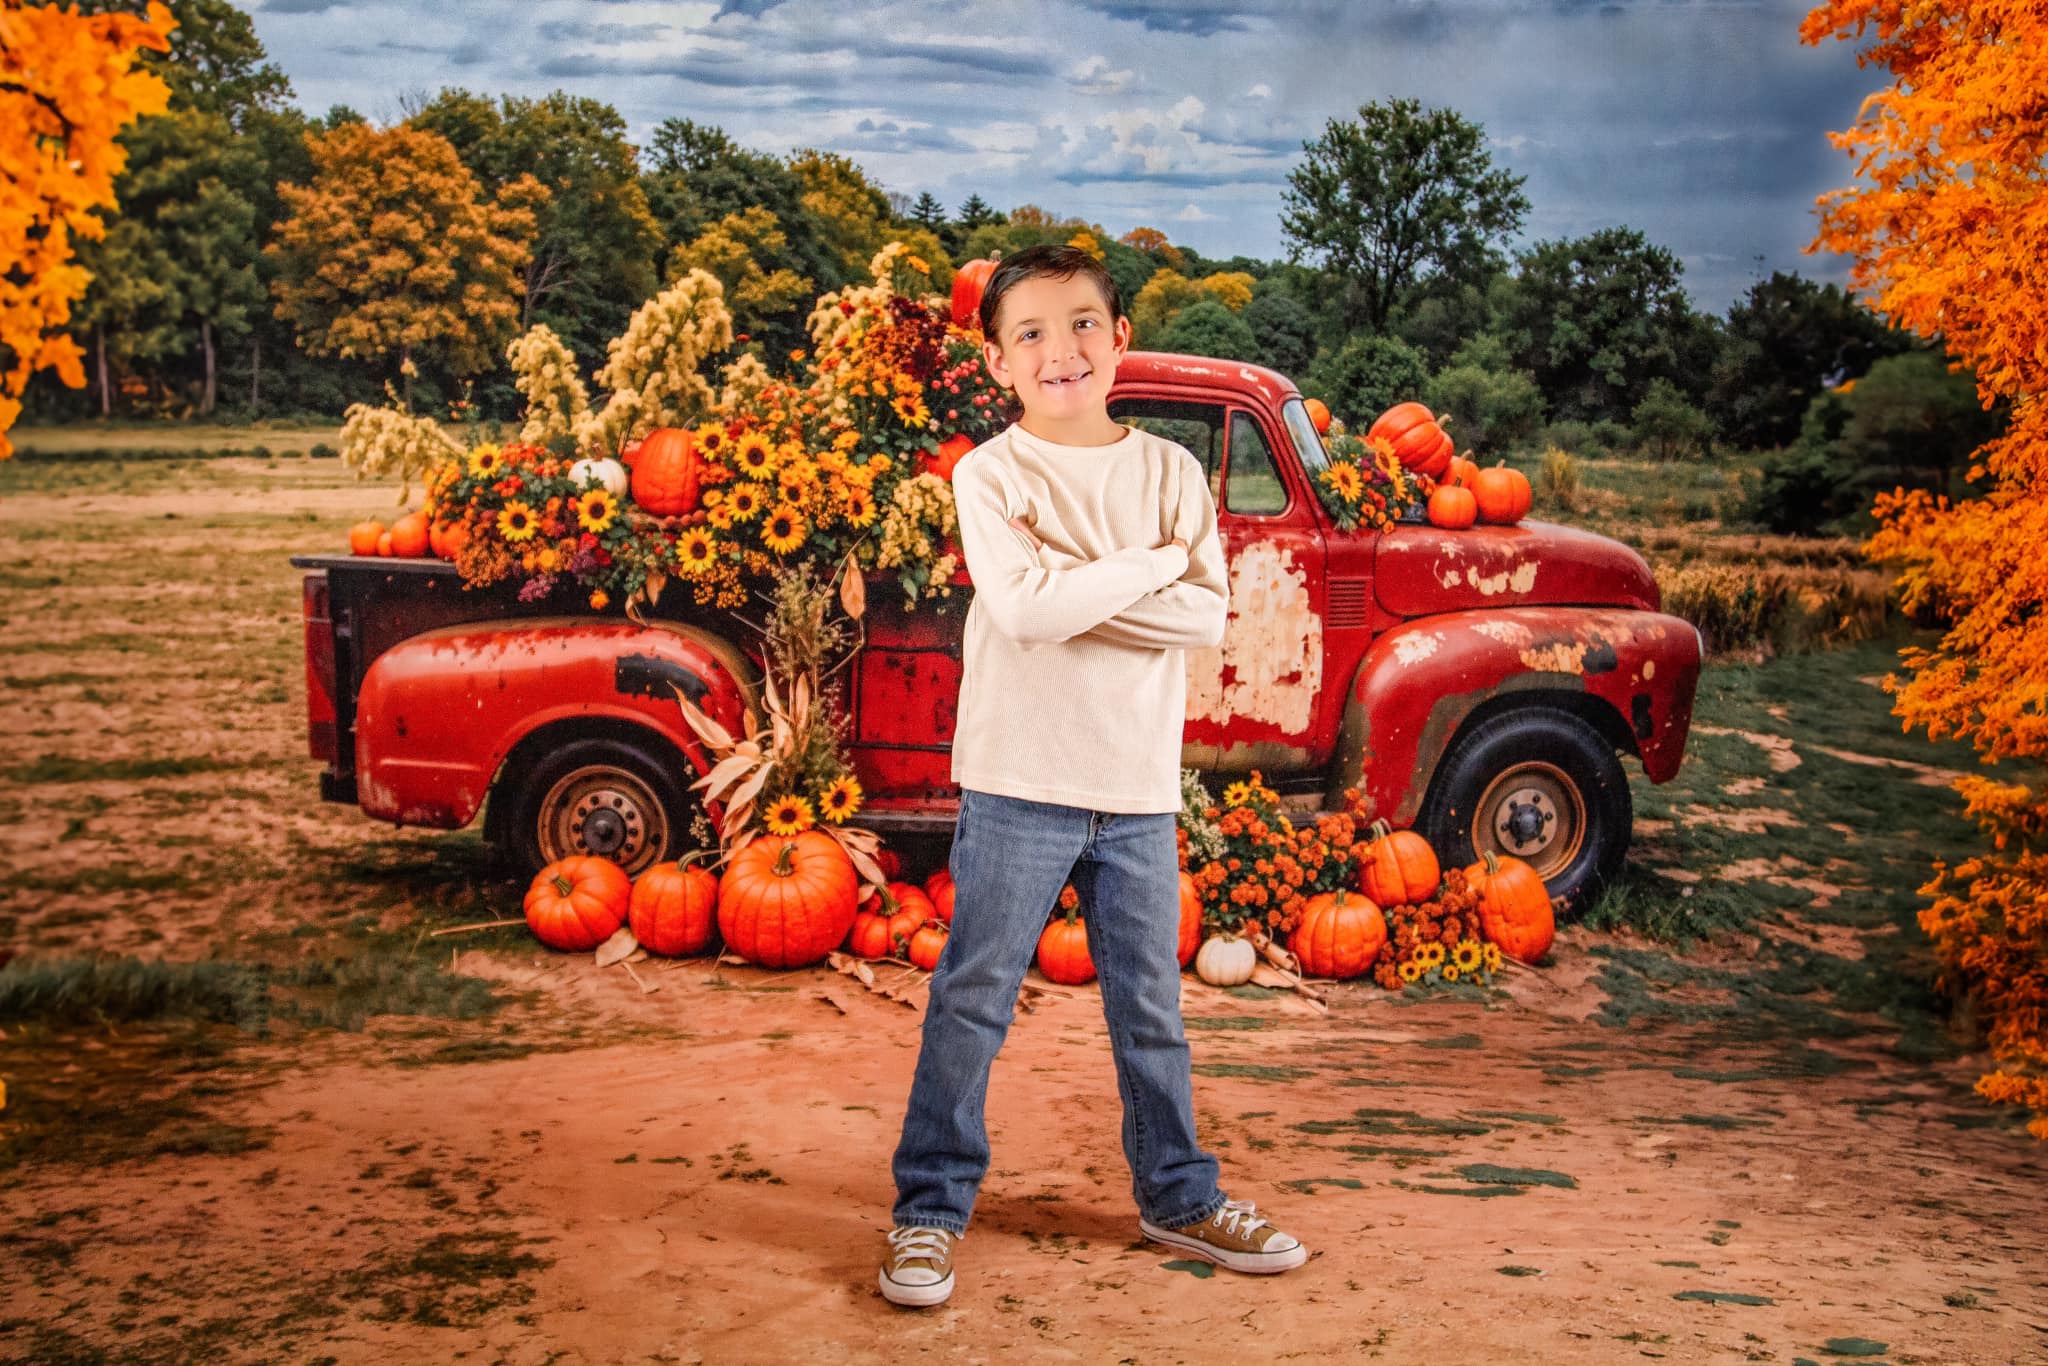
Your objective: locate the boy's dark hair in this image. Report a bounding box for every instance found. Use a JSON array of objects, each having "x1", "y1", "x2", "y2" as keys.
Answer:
[{"x1": 979, "y1": 244, "x2": 1124, "y2": 340}]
